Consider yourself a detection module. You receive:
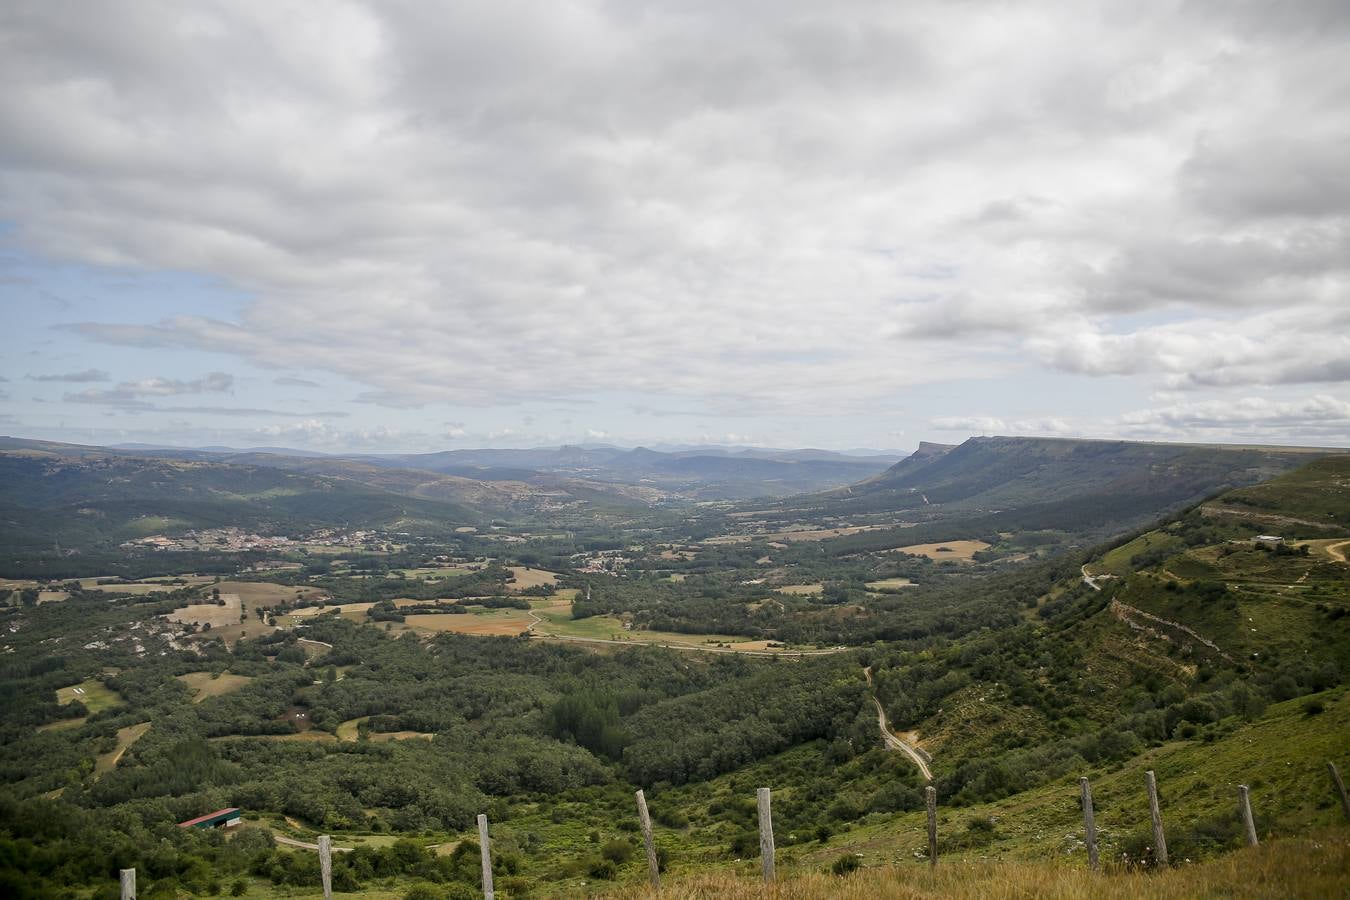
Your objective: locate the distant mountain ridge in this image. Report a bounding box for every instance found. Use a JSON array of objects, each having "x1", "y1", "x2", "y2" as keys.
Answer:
[{"x1": 766, "y1": 435, "x2": 1344, "y2": 542}]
